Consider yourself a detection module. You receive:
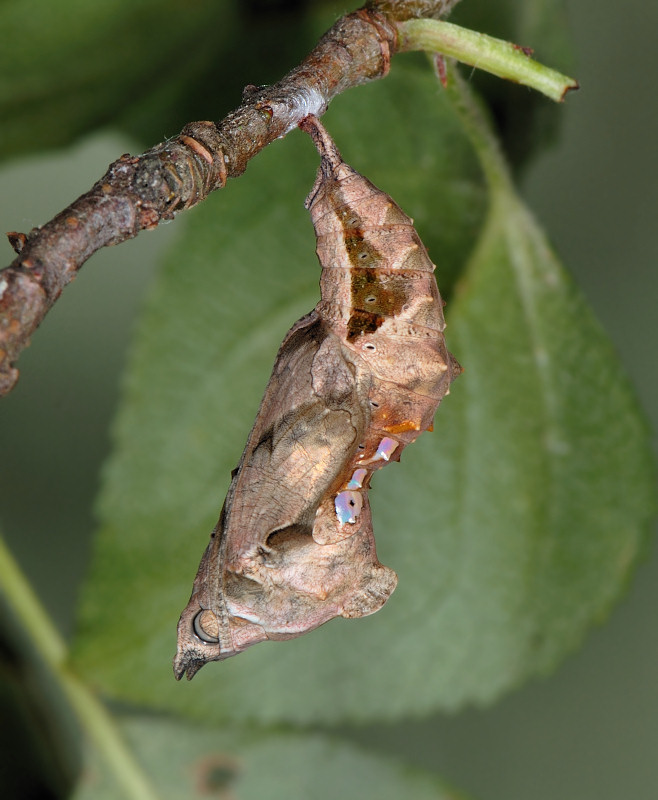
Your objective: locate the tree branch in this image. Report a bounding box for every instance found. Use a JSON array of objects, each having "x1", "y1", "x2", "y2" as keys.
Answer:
[{"x1": 0, "y1": 0, "x2": 461, "y2": 396}]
